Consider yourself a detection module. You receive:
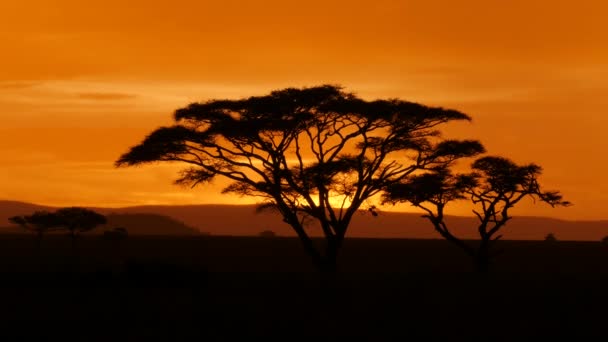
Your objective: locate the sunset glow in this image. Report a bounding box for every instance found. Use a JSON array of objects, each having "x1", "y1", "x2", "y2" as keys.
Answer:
[{"x1": 2, "y1": 1, "x2": 607, "y2": 219}]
